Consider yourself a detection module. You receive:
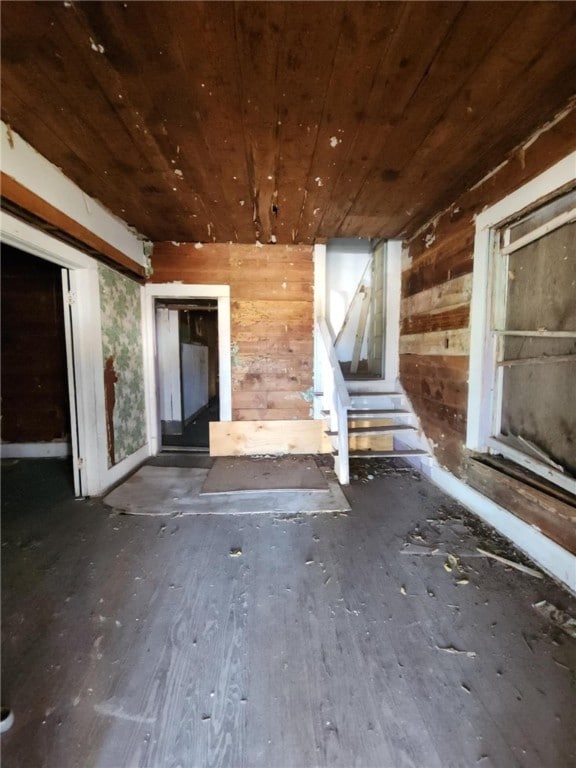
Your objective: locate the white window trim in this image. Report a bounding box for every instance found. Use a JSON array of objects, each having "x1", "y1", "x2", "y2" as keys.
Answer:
[{"x1": 467, "y1": 152, "x2": 576, "y2": 494}]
